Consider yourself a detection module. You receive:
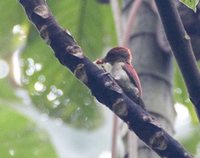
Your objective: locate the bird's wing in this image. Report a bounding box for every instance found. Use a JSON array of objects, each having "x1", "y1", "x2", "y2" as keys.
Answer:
[{"x1": 122, "y1": 63, "x2": 142, "y2": 96}]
